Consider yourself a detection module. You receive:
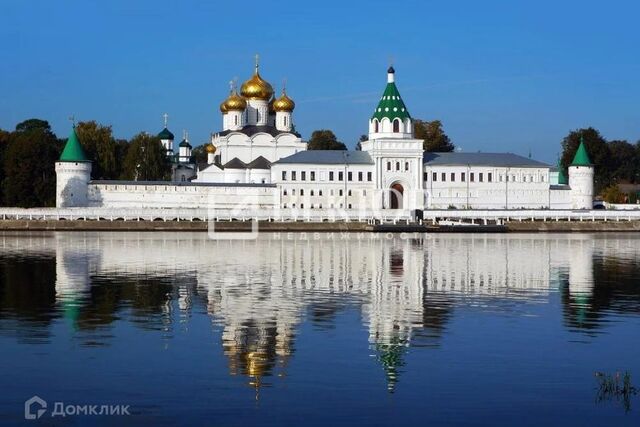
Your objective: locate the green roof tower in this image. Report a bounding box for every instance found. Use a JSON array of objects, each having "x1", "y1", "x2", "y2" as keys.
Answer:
[
  {"x1": 59, "y1": 127, "x2": 89, "y2": 162},
  {"x1": 571, "y1": 136, "x2": 592, "y2": 166}
]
